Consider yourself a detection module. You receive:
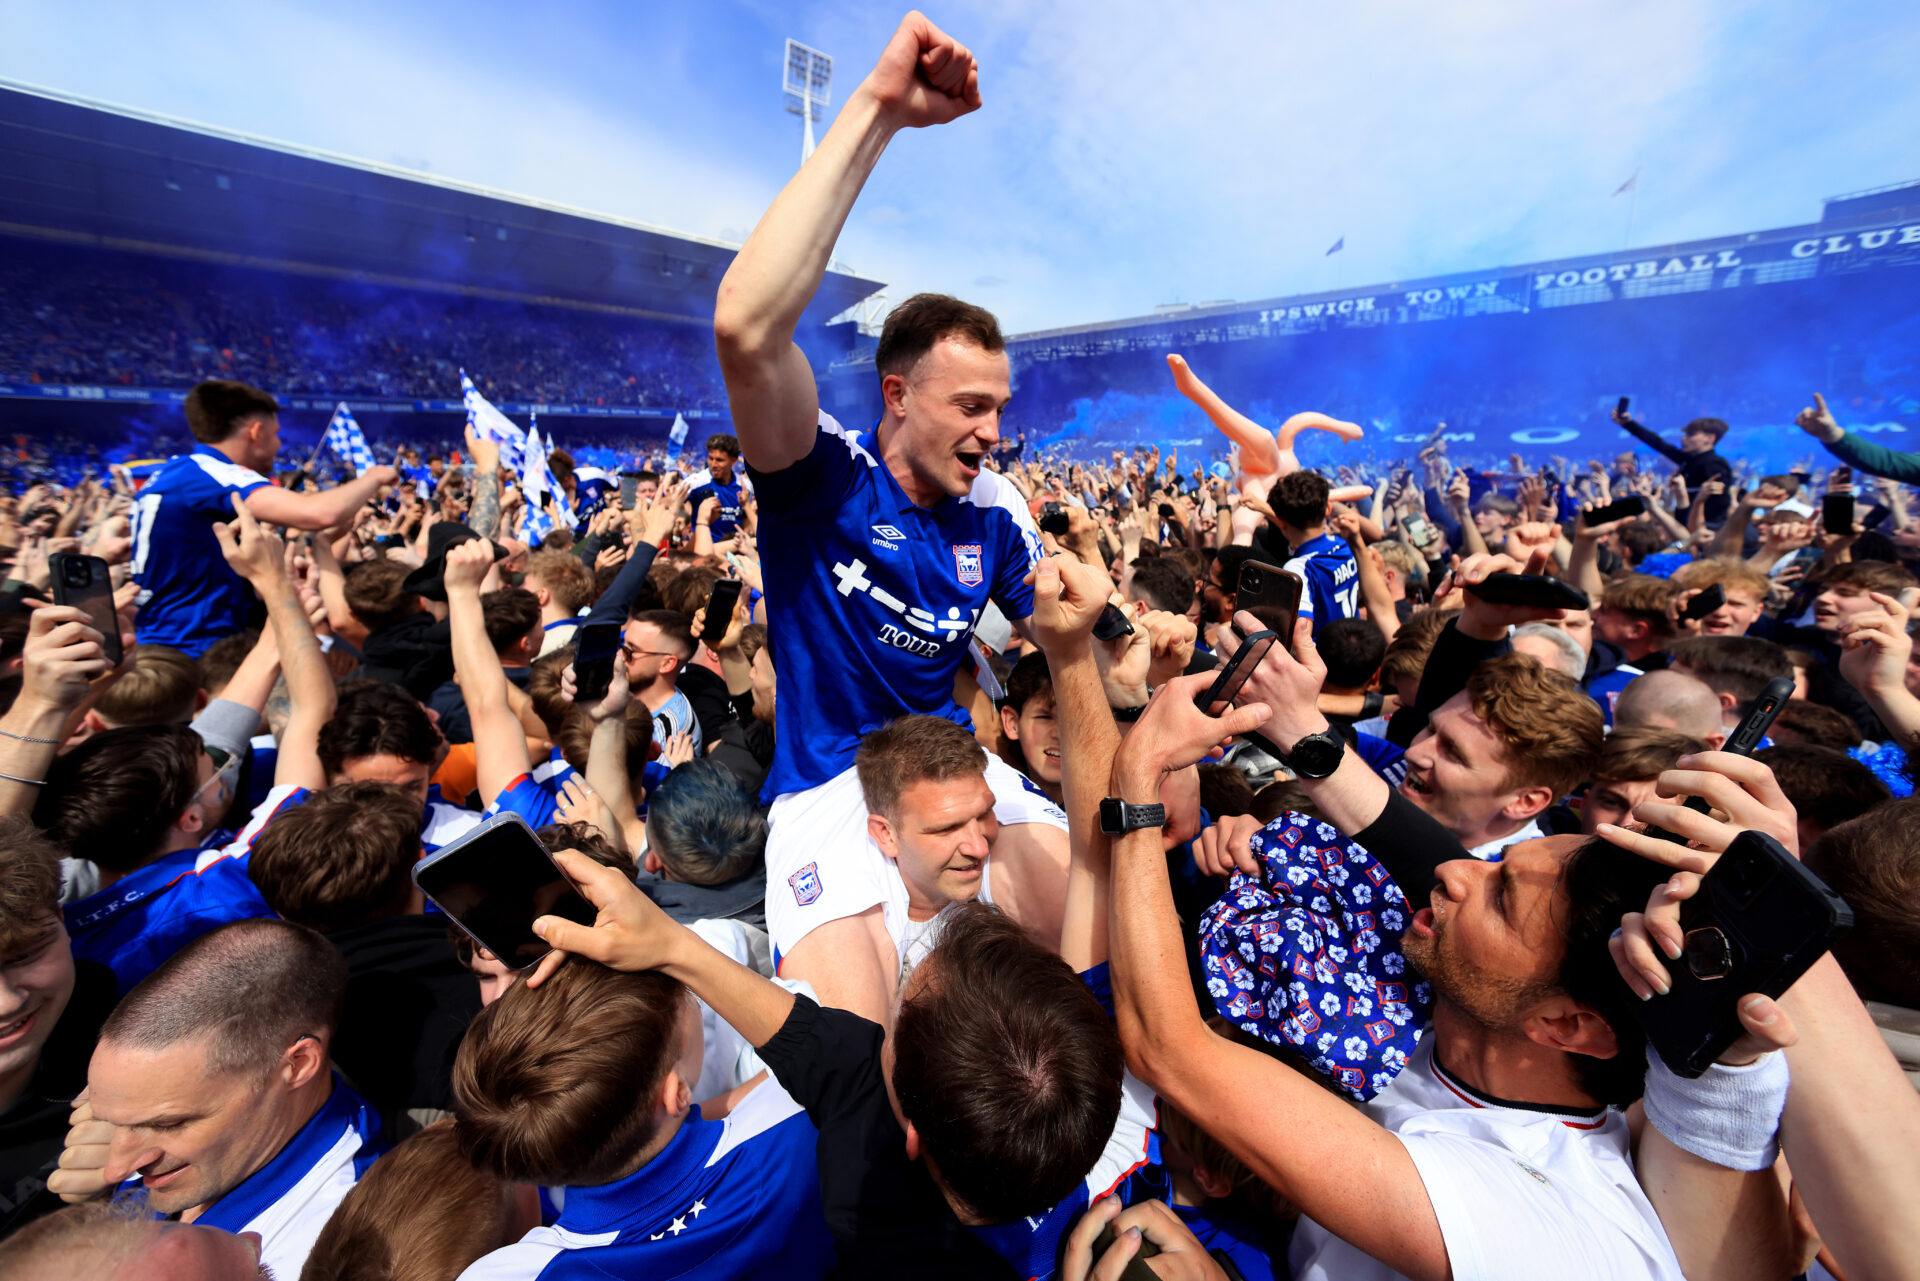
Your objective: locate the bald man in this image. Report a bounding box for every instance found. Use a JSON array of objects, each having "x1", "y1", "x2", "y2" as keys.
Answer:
[
  {"x1": 0, "y1": 1202, "x2": 266, "y2": 1280},
  {"x1": 1610, "y1": 669, "x2": 1727, "y2": 750}
]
